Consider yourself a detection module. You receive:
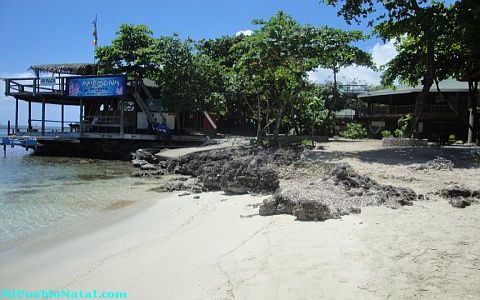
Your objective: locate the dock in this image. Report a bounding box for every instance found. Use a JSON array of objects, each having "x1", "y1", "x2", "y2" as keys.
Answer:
[{"x1": 1, "y1": 63, "x2": 213, "y2": 159}]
